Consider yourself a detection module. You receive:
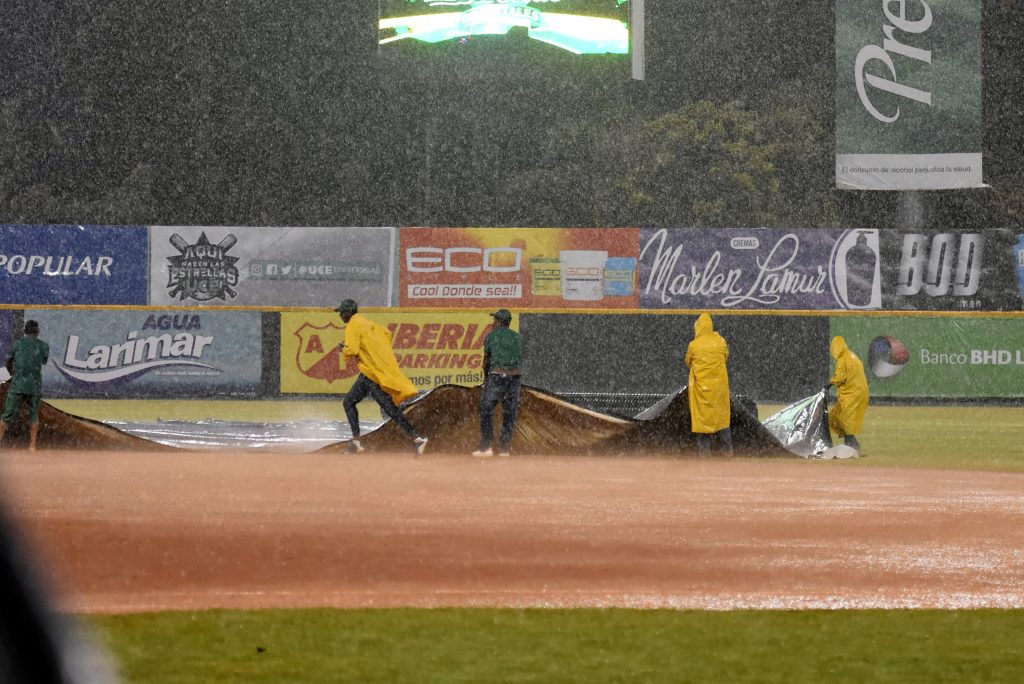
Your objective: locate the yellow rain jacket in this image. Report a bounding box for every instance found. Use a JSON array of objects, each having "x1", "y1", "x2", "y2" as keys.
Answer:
[
  {"x1": 685, "y1": 313, "x2": 731, "y2": 434},
  {"x1": 829, "y1": 336, "x2": 869, "y2": 437},
  {"x1": 341, "y1": 313, "x2": 418, "y2": 405}
]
